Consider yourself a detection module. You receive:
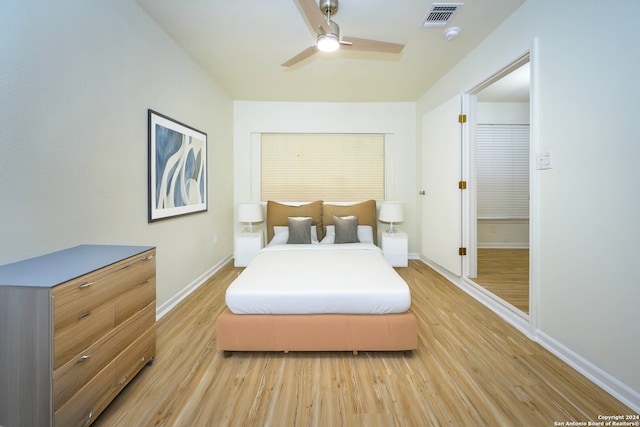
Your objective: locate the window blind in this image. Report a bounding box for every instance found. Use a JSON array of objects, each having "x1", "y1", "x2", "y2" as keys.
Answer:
[
  {"x1": 476, "y1": 124, "x2": 530, "y2": 219},
  {"x1": 261, "y1": 133, "x2": 385, "y2": 202}
]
